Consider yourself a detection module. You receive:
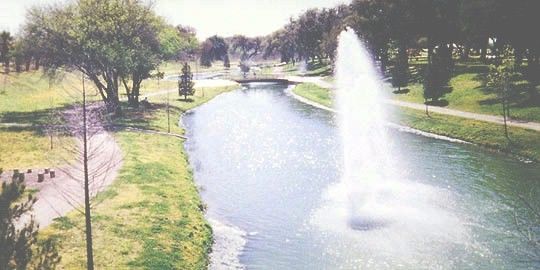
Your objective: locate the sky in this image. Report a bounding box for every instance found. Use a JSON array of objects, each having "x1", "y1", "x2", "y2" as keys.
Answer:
[{"x1": 0, "y1": 0, "x2": 350, "y2": 39}]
